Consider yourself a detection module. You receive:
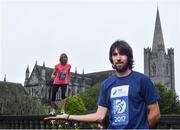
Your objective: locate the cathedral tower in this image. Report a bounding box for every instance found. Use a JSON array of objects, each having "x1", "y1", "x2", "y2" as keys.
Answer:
[
  {"x1": 24, "y1": 65, "x2": 29, "y2": 86},
  {"x1": 144, "y1": 8, "x2": 175, "y2": 91}
]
